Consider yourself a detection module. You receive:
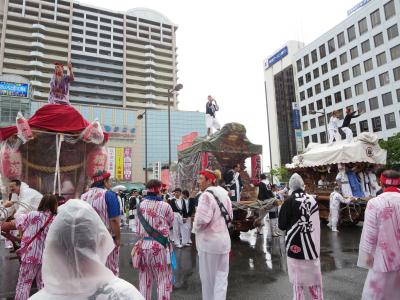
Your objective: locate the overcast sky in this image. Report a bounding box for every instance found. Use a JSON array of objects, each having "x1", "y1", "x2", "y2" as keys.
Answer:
[{"x1": 82, "y1": 0, "x2": 358, "y2": 170}]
